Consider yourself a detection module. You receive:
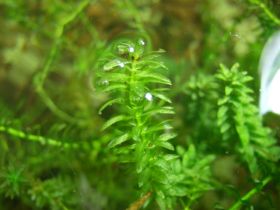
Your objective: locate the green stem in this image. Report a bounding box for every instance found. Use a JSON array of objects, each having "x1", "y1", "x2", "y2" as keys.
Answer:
[
  {"x1": 228, "y1": 176, "x2": 272, "y2": 210},
  {"x1": 0, "y1": 125, "x2": 78, "y2": 149},
  {"x1": 129, "y1": 60, "x2": 145, "y2": 143},
  {"x1": 249, "y1": 0, "x2": 280, "y2": 25},
  {"x1": 124, "y1": 0, "x2": 152, "y2": 50},
  {"x1": 34, "y1": 0, "x2": 90, "y2": 124},
  {"x1": 36, "y1": 87, "x2": 82, "y2": 124},
  {"x1": 129, "y1": 59, "x2": 147, "y2": 178}
]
